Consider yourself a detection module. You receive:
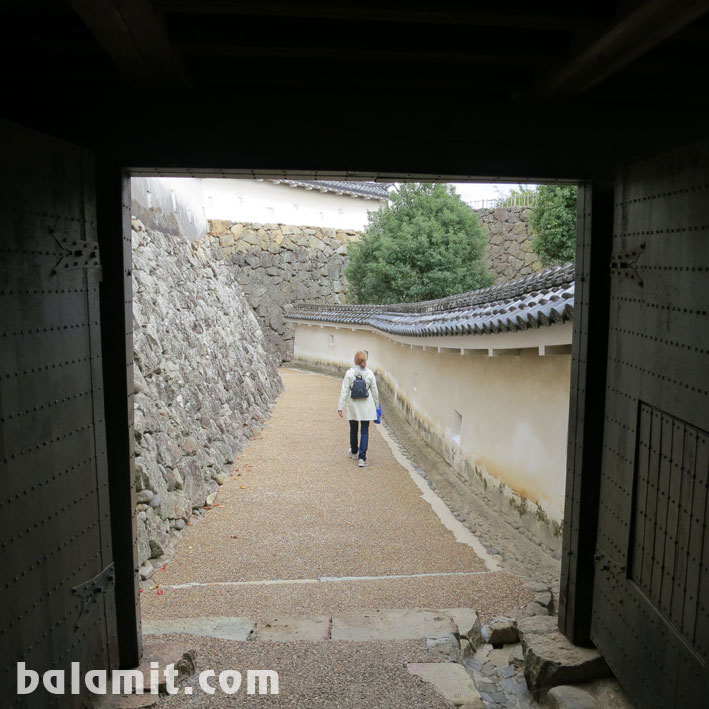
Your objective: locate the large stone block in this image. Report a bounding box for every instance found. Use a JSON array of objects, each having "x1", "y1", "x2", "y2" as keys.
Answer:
[
  {"x1": 483, "y1": 616, "x2": 518, "y2": 646},
  {"x1": 517, "y1": 616, "x2": 611, "y2": 698},
  {"x1": 209, "y1": 219, "x2": 229, "y2": 236}
]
